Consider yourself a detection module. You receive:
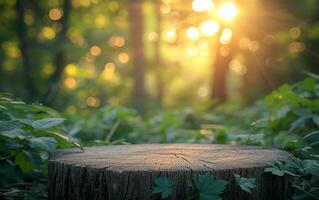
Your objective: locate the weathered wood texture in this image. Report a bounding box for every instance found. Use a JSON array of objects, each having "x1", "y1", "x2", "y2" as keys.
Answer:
[{"x1": 48, "y1": 144, "x2": 292, "y2": 200}]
